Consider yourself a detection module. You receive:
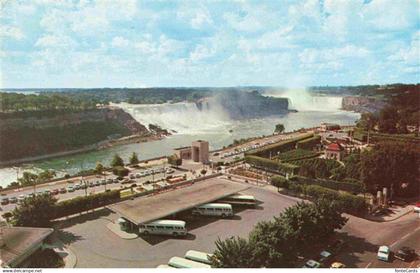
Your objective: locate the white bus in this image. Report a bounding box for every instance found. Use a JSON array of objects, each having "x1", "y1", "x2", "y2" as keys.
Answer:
[
  {"x1": 220, "y1": 193, "x2": 257, "y2": 207},
  {"x1": 184, "y1": 250, "x2": 213, "y2": 265},
  {"x1": 192, "y1": 203, "x2": 233, "y2": 218},
  {"x1": 156, "y1": 264, "x2": 174, "y2": 268},
  {"x1": 168, "y1": 257, "x2": 211, "y2": 268},
  {"x1": 138, "y1": 220, "x2": 187, "y2": 237}
]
